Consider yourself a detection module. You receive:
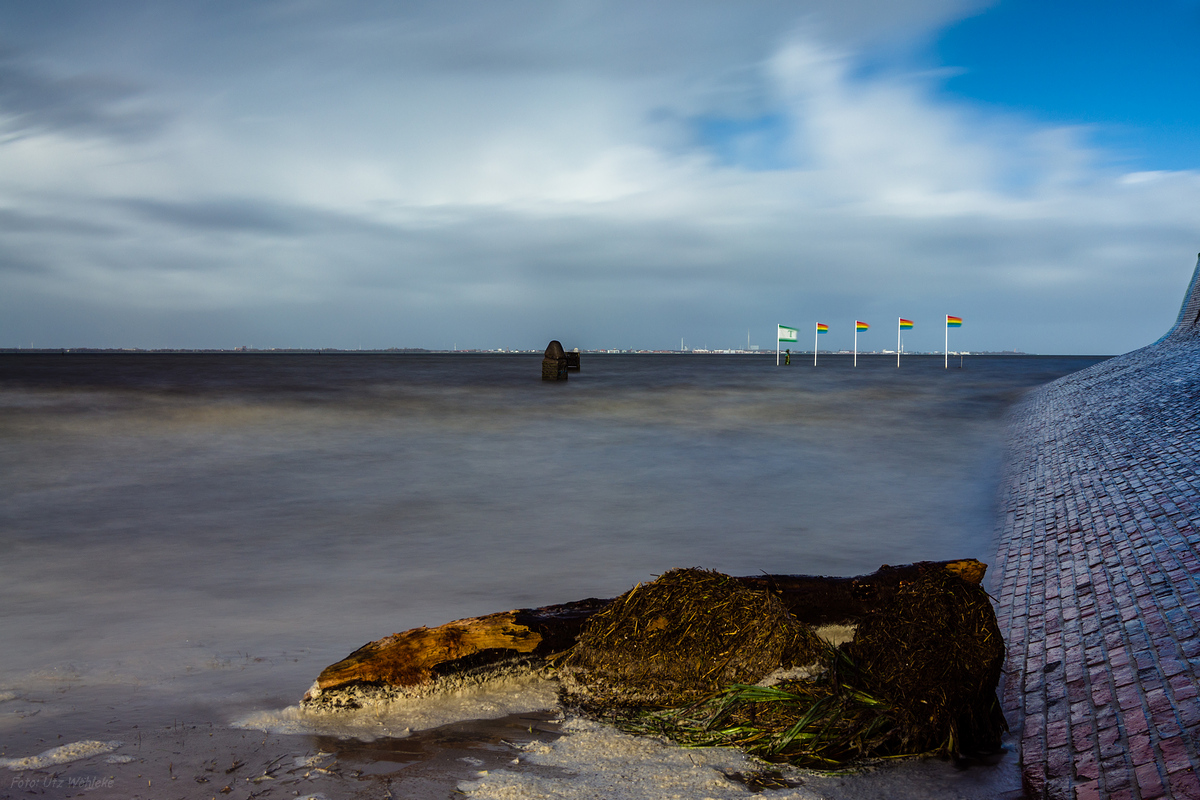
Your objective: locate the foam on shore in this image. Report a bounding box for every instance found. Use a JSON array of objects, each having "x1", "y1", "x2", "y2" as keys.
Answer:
[
  {"x1": 457, "y1": 716, "x2": 824, "y2": 800},
  {"x1": 235, "y1": 674, "x2": 558, "y2": 741},
  {"x1": 1, "y1": 740, "x2": 122, "y2": 771}
]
